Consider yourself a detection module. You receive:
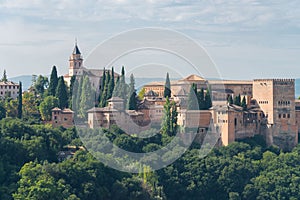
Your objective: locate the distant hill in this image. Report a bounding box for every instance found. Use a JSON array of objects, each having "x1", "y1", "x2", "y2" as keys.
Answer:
[{"x1": 10, "y1": 75, "x2": 33, "y2": 90}]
